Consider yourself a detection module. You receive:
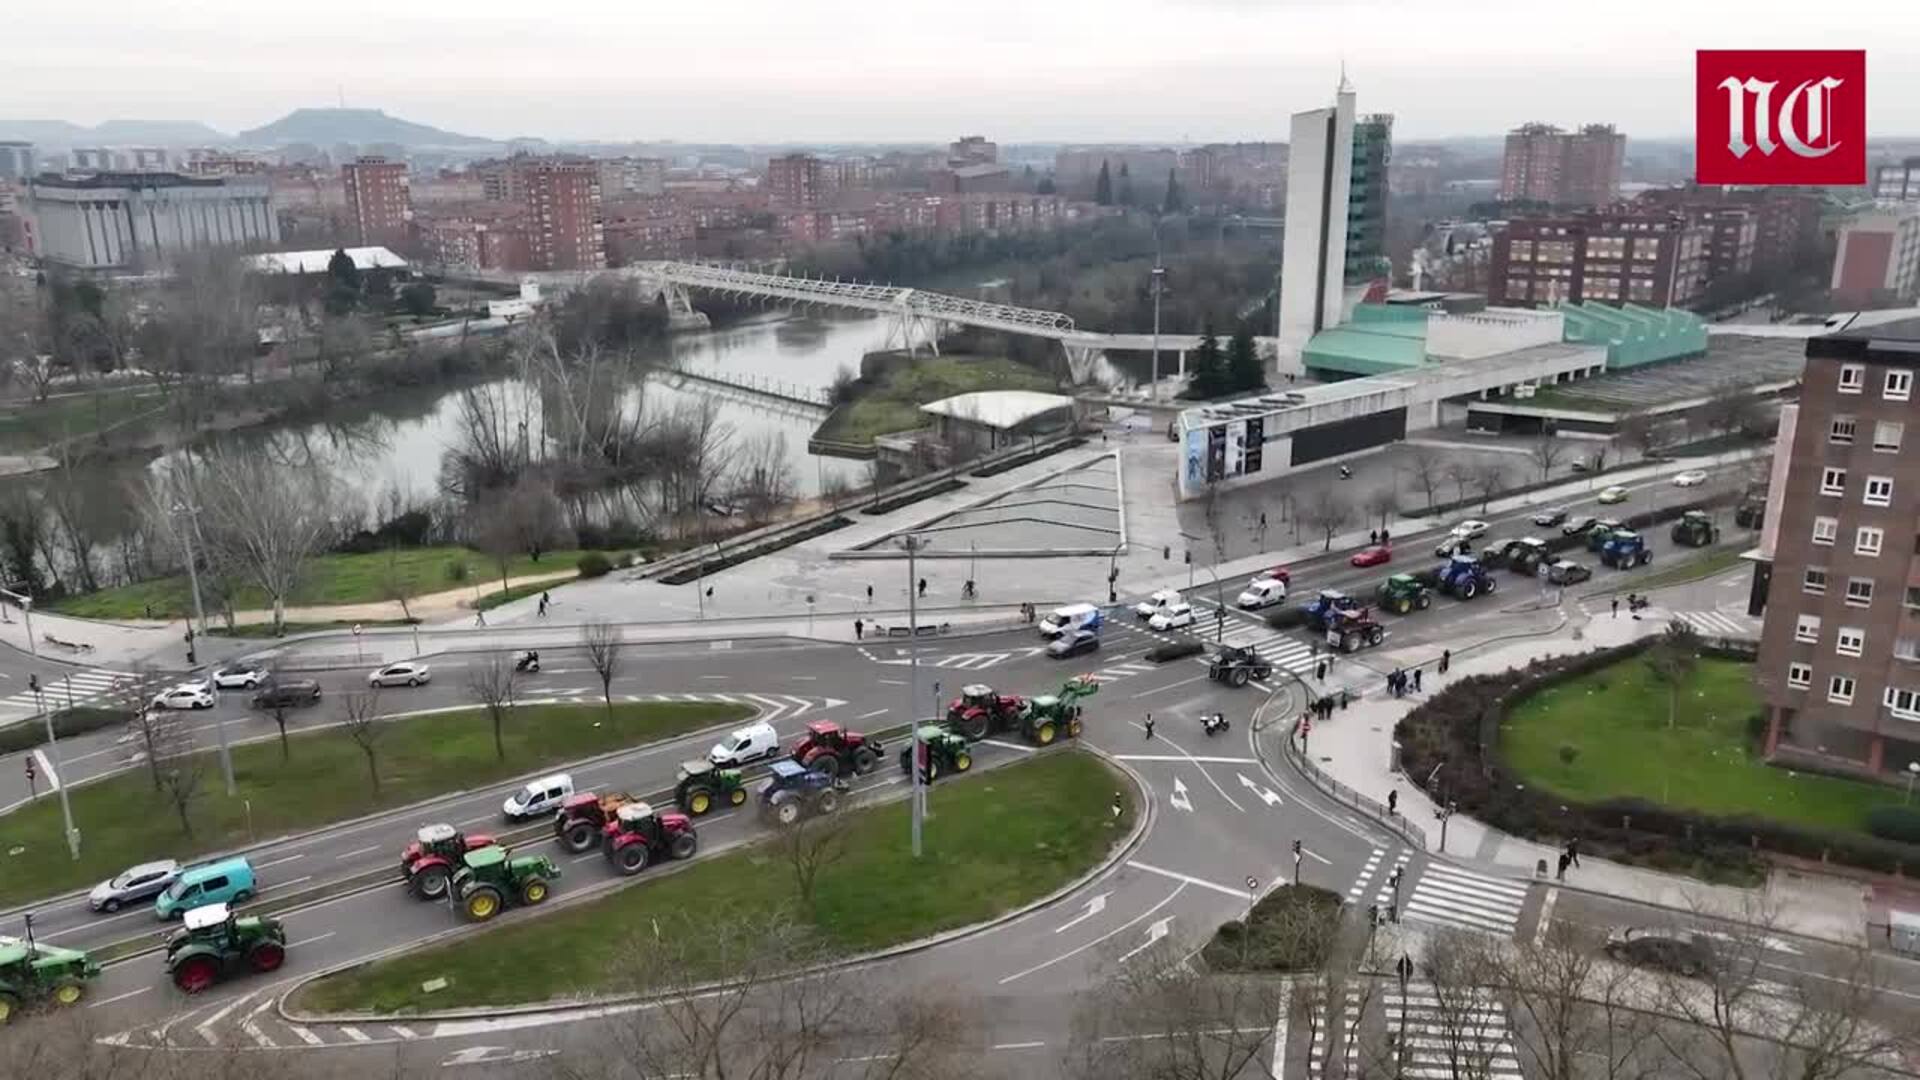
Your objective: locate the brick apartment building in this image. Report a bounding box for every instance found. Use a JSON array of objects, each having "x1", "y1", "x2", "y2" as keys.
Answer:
[
  {"x1": 523, "y1": 162, "x2": 604, "y2": 271},
  {"x1": 415, "y1": 208, "x2": 529, "y2": 272},
  {"x1": 1632, "y1": 187, "x2": 1823, "y2": 280},
  {"x1": 1831, "y1": 208, "x2": 1920, "y2": 308},
  {"x1": 1755, "y1": 317, "x2": 1920, "y2": 776},
  {"x1": 342, "y1": 156, "x2": 410, "y2": 248},
  {"x1": 1488, "y1": 211, "x2": 1707, "y2": 308},
  {"x1": 1500, "y1": 123, "x2": 1625, "y2": 207},
  {"x1": 767, "y1": 153, "x2": 829, "y2": 209},
  {"x1": 1875, "y1": 157, "x2": 1920, "y2": 204}
]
